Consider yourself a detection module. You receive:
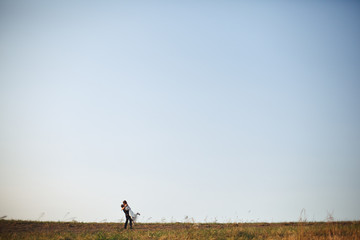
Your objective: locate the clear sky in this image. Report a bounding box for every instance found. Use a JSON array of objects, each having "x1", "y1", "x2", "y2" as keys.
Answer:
[{"x1": 1, "y1": 0, "x2": 359, "y2": 223}]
